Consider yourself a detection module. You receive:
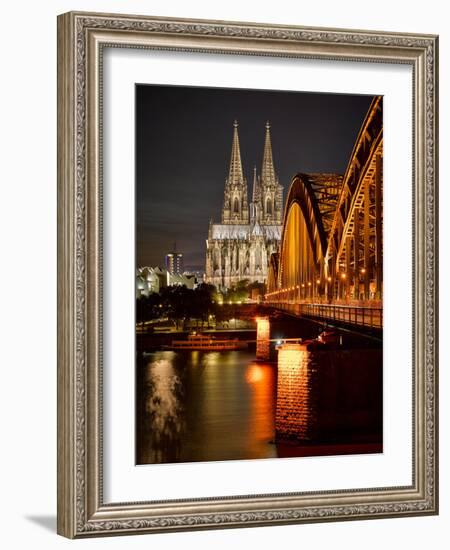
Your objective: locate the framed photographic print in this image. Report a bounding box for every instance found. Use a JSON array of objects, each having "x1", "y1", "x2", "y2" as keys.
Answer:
[{"x1": 57, "y1": 11, "x2": 438, "y2": 538}]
